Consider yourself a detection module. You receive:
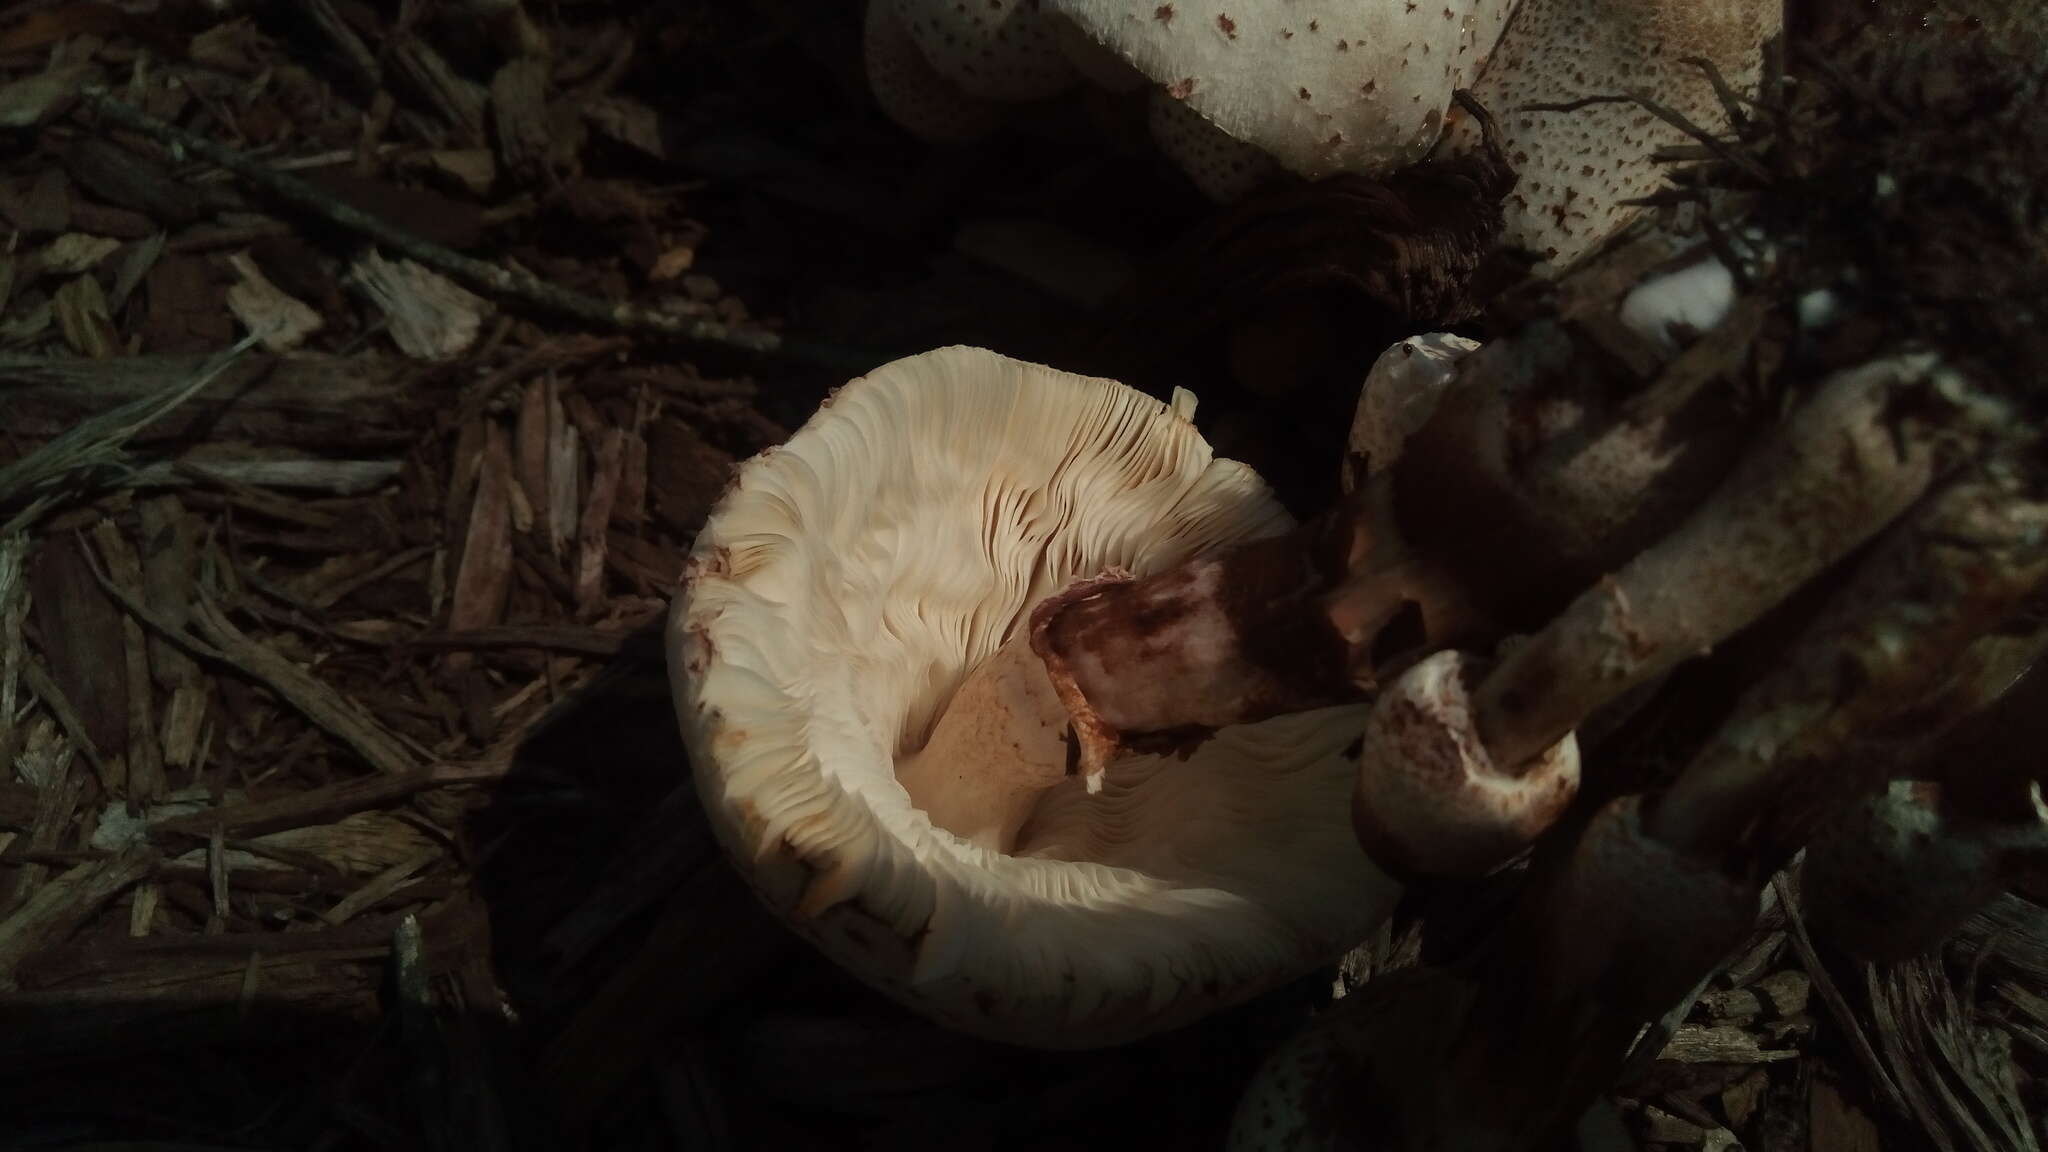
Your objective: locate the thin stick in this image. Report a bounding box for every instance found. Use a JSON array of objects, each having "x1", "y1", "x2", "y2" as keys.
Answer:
[
  {"x1": 85, "y1": 94, "x2": 781, "y2": 354},
  {"x1": 1774, "y1": 873, "x2": 1913, "y2": 1120}
]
